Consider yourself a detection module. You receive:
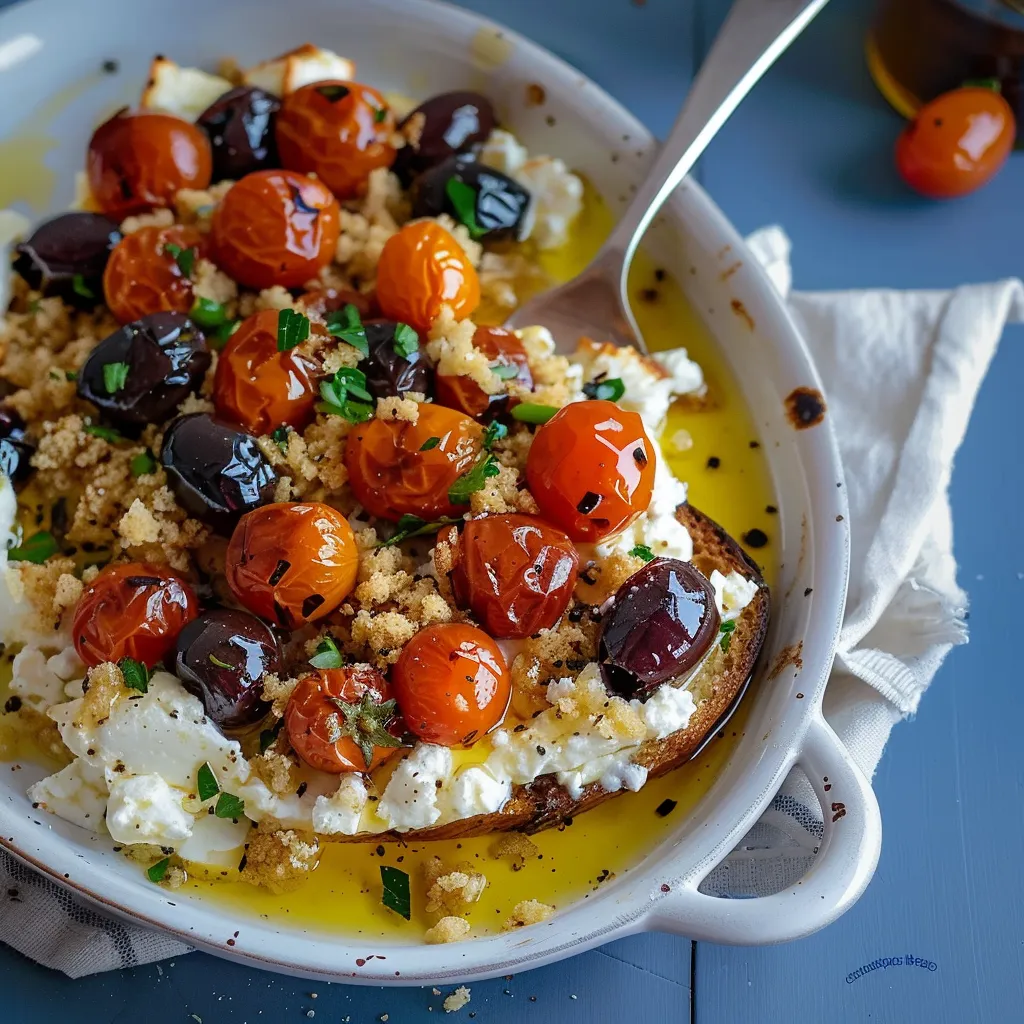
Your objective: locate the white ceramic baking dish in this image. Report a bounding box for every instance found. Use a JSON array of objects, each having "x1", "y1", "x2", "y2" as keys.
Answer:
[{"x1": 0, "y1": 0, "x2": 880, "y2": 983}]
